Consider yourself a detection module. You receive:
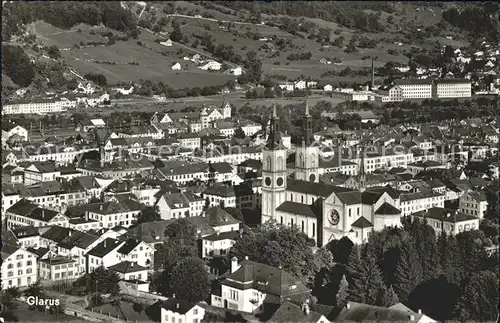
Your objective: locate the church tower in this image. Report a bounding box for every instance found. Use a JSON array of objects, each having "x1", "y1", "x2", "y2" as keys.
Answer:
[
  {"x1": 221, "y1": 97, "x2": 231, "y2": 119},
  {"x1": 294, "y1": 101, "x2": 319, "y2": 182},
  {"x1": 261, "y1": 103, "x2": 287, "y2": 224}
]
